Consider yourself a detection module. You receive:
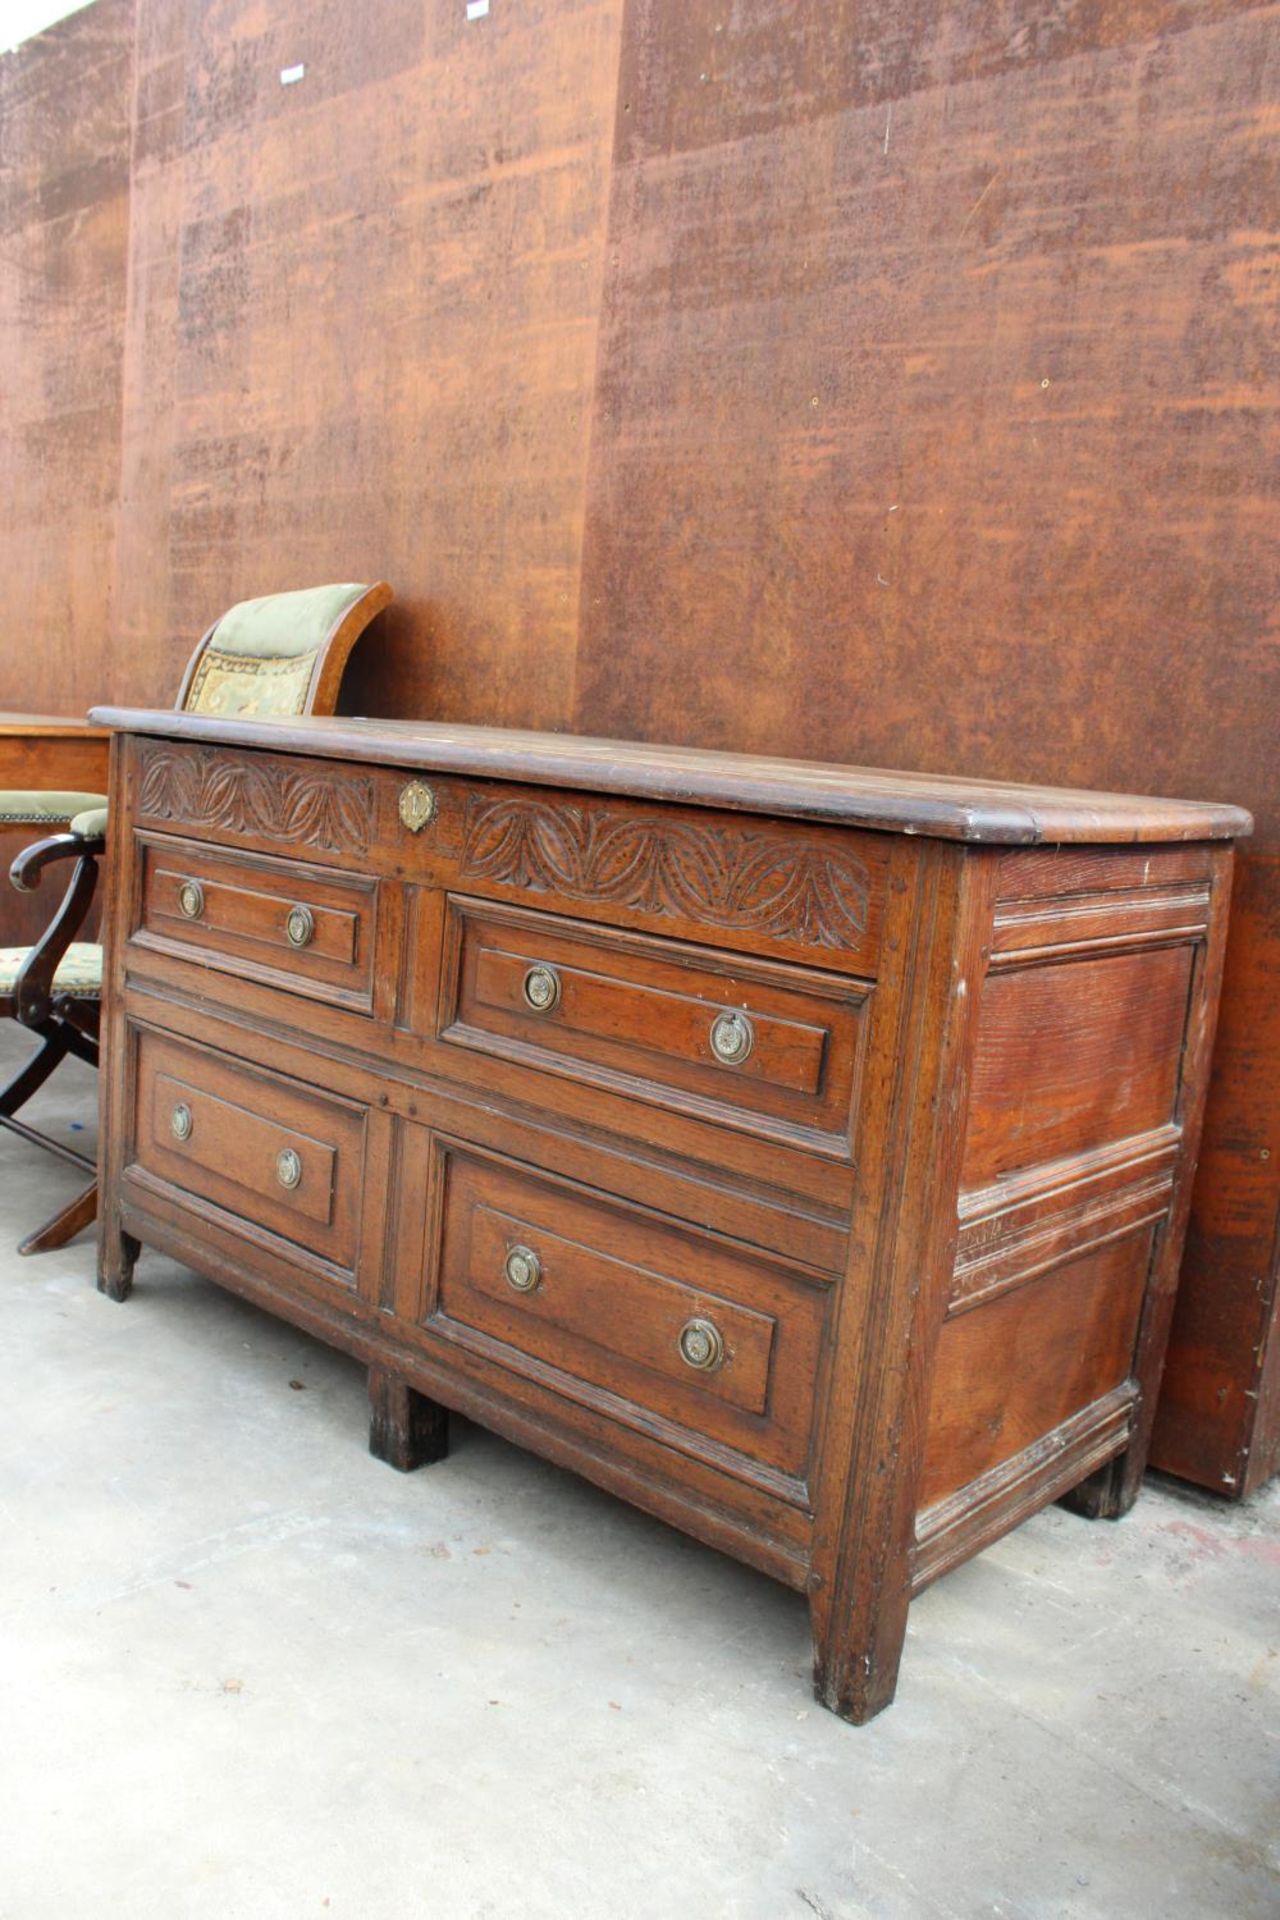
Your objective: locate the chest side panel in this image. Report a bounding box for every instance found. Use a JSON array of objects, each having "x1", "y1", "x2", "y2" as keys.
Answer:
[{"x1": 915, "y1": 840, "x2": 1229, "y2": 1584}]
